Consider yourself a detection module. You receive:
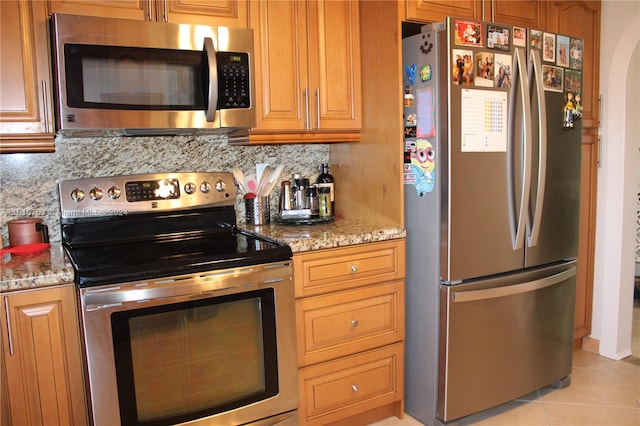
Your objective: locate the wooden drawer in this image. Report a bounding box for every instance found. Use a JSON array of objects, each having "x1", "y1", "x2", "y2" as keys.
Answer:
[
  {"x1": 298, "y1": 343, "x2": 404, "y2": 426},
  {"x1": 293, "y1": 240, "x2": 405, "y2": 298},
  {"x1": 296, "y1": 281, "x2": 404, "y2": 367}
]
